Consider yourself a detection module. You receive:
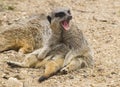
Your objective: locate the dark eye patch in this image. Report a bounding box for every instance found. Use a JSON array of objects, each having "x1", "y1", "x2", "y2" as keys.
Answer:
[
  {"x1": 55, "y1": 12, "x2": 66, "y2": 18},
  {"x1": 68, "y1": 10, "x2": 71, "y2": 14}
]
